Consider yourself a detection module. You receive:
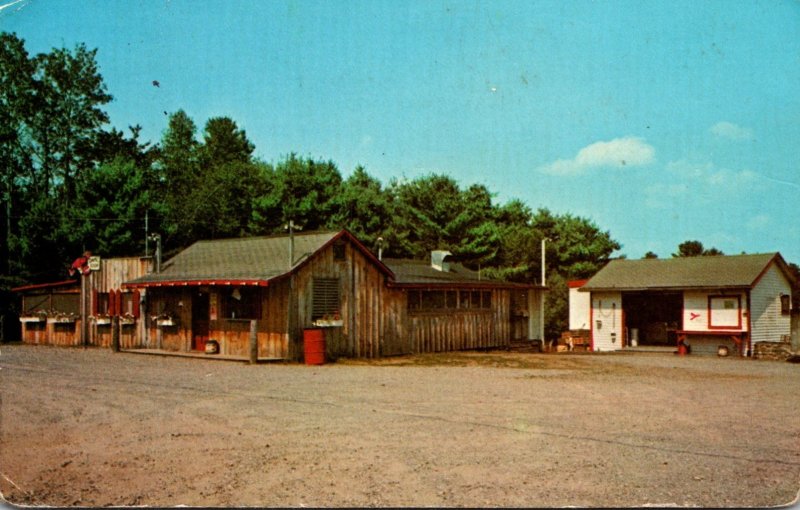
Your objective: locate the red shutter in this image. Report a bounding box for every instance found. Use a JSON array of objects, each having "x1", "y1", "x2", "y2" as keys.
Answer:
[
  {"x1": 108, "y1": 290, "x2": 116, "y2": 316},
  {"x1": 114, "y1": 290, "x2": 122, "y2": 316},
  {"x1": 132, "y1": 290, "x2": 141, "y2": 318},
  {"x1": 92, "y1": 289, "x2": 98, "y2": 316}
]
